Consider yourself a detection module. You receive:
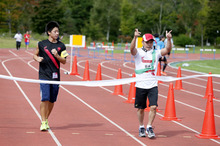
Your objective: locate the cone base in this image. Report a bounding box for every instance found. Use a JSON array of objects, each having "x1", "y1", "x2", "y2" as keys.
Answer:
[
  {"x1": 195, "y1": 134, "x2": 220, "y2": 139},
  {"x1": 95, "y1": 79, "x2": 102, "y2": 81},
  {"x1": 158, "y1": 81, "x2": 163, "y2": 84},
  {"x1": 112, "y1": 92, "x2": 124, "y2": 96},
  {"x1": 174, "y1": 87, "x2": 184, "y2": 90},
  {"x1": 123, "y1": 100, "x2": 135, "y2": 104},
  {"x1": 82, "y1": 79, "x2": 90, "y2": 81},
  {"x1": 145, "y1": 108, "x2": 150, "y2": 111},
  {"x1": 160, "y1": 117, "x2": 181, "y2": 121},
  {"x1": 70, "y1": 72, "x2": 80, "y2": 75}
]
